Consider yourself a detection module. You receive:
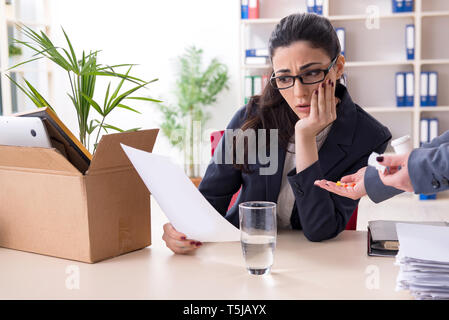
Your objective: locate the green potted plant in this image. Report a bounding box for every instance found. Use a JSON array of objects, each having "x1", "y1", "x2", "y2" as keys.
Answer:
[
  {"x1": 6, "y1": 25, "x2": 160, "y2": 153},
  {"x1": 8, "y1": 44, "x2": 22, "y2": 56},
  {"x1": 154, "y1": 46, "x2": 229, "y2": 185}
]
